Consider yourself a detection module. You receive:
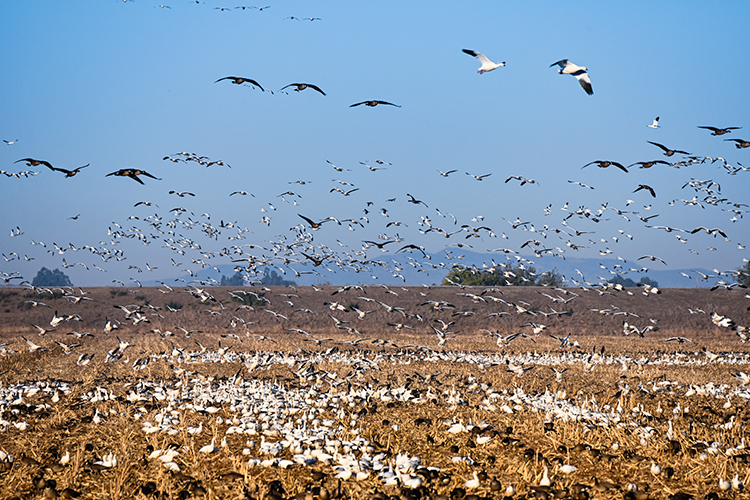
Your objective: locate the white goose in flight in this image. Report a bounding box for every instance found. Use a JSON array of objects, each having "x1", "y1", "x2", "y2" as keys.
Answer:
[
  {"x1": 550, "y1": 59, "x2": 593, "y2": 95},
  {"x1": 462, "y1": 49, "x2": 505, "y2": 74}
]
